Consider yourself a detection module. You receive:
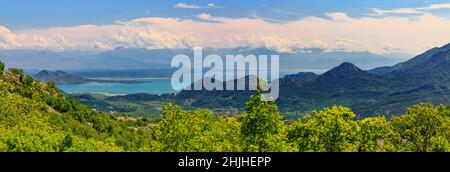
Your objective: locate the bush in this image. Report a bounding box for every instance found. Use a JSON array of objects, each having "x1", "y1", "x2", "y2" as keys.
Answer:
[
  {"x1": 0, "y1": 61, "x2": 4, "y2": 72},
  {"x1": 9, "y1": 68, "x2": 23, "y2": 76}
]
